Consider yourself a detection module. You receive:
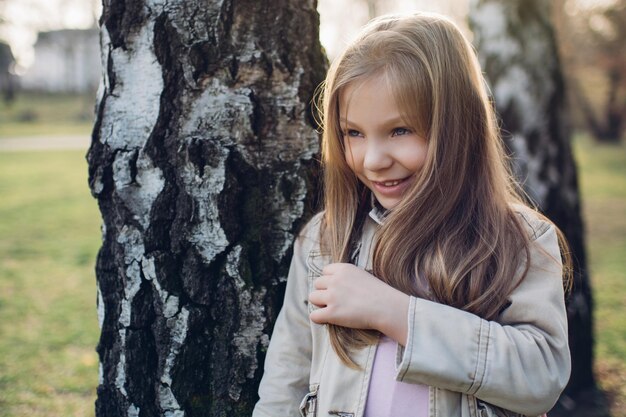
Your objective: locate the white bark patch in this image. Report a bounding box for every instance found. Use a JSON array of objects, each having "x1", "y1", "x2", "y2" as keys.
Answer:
[
  {"x1": 469, "y1": 1, "x2": 519, "y2": 62},
  {"x1": 270, "y1": 173, "x2": 308, "y2": 262},
  {"x1": 180, "y1": 80, "x2": 251, "y2": 148},
  {"x1": 116, "y1": 225, "x2": 145, "y2": 264},
  {"x1": 128, "y1": 404, "x2": 140, "y2": 417},
  {"x1": 113, "y1": 150, "x2": 165, "y2": 230},
  {"x1": 90, "y1": 31, "x2": 108, "y2": 198},
  {"x1": 472, "y1": 0, "x2": 562, "y2": 210},
  {"x1": 113, "y1": 226, "x2": 146, "y2": 400},
  {"x1": 157, "y1": 383, "x2": 185, "y2": 417},
  {"x1": 232, "y1": 289, "x2": 267, "y2": 374},
  {"x1": 141, "y1": 255, "x2": 157, "y2": 281},
  {"x1": 225, "y1": 246, "x2": 268, "y2": 400},
  {"x1": 92, "y1": 84, "x2": 106, "y2": 198},
  {"x1": 179, "y1": 72, "x2": 317, "y2": 264},
  {"x1": 157, "y1": 308, "x2": 190, "y2": 416},
  {"x1": 509, "y1": 134, "x2": 548, "y2": 205},
  {"x1": 134, "y1": 152, "x2": 165, "y2": 227},
  {"x1": 493, "y1": 66, "x2": 545, "y2": 133},
  {"x1": 228, "y1": 288, "x2": 268, "y2": 400},
  {"x1": 116, "y1": 227, "x2": 146, "y2": 326},
  {"x1": 97, "y1": 285, "x2": 105, "y2": 329},
  {"x1": 168, "y1": 308, "x2": 190, "y2": 346},
  {"x1": 119, "y1": 261, "x2": 143, "y2": 327},
  {"x1": 225, "y1": 245, "x2": 245, "y2": 288},
  {"x1": 99, "y1": 21, "x2": 163, "y2": 151},
  {"x1": 138, "y1": 258, "x2": 188, "y2": 415},
  {"x1": 158, "y1": 384, "x2": 183, "y2": 413},
  {"x1": 146, "y1": 0, "x2": 168, "y2": 8},
  {"x1": 100, "y1": 26, "x2": 112, "y2": 95},
  {"x1": 237, "y1": 39, "x2": 265, "y2": 63},
  {"x1": 181, "y1": 76, "x2": 318, "y2": 168},
  {"x1": 115, "y1": 329, "x2": 128, "y2": 396},
  {"x1": 472, "y1": 1, "x2": 551, "y2": 136},
  {"x1": 180, "y1": 144, "x2": 230, "y2": 264},
  {"x1": 142, "y1": 256, "x2": 180, "y2": 318}
]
